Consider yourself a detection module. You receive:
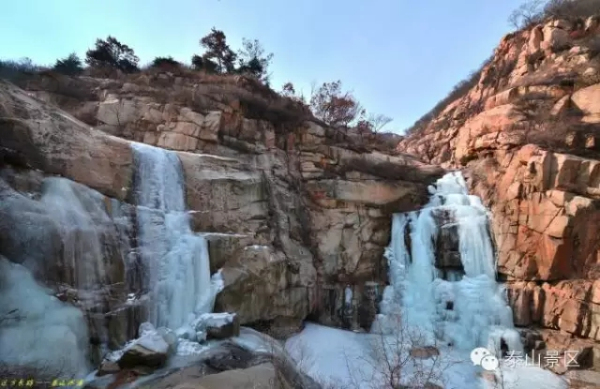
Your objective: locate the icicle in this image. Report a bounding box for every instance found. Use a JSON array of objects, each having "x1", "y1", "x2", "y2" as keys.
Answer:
[
  {"x1": 380, "y1": 171, "x2": 523, "y2": 353},
  {"x1": 131, "y1": 142, "x2": 219, "y2": 331}
]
